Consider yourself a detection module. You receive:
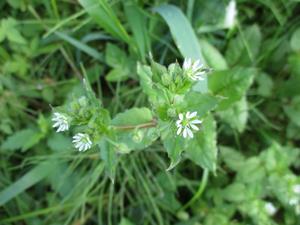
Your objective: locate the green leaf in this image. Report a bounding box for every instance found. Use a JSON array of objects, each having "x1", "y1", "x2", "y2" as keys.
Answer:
[
  {"x1": 220, "y1": 146, "x2": 245, "y2": 171},
  {"x1": 160, "y1": 121, "x2": 184, "y2": 170},
  {"x1": 124, "y1": 1, "x2": 150, "y2": 60},
  {"x1": 137, "y1": 63, "x2": 157, "y2": 103},
  {"x1": 184, "y1": 92, "x2": 220, "y2": 117},
  {"x1": 218, "y1": 96, "x2": 248, "y2": 133},
  {"x1": 283, "y1": 96, "x2": 300, "y2": 127},
  {"x1": 115, "y1": 128, "x2": 159, "y2": 152},
  {"x1": 1, "y1": 18, "x2": 27, "y2": 44},
  {"x1": 154, "y1": 4, "x2": 207, "y2": 93},
  {"x1": 98, "y1": 139, "x2": 118, "y2": 182},
  {"x1": 208, "y1": 67, "x2": 256, "y2": 110},
  {"x1": 112, "y1": 108, "x2": 158, "y2": 152},
  {"x1": 199, "y1": 39, "x2": 228, "y2": 70},
  {"x1": 105, "y1": 44, "x2": 132, "y2": 81},
  {"x1": 105, "y1": 43, "x2": 127, "y2": 67},
  {"x1": 112, "y1": 107, "x2": 153, "y2": 126},
  {"x1": 226, "y1": 25, "x2": 262, "y2": 66},
  {"x1": 0, "y1": 159, "x2": 56, "y2": 205},
  {"x1": 222, "y1": 183, "x2": 247, "y2": 202},
  {"x1": 55, "y1": 31, "x2": 103, "y2": 61},
  {"x1": 185, "y1": 114, "x2": 217, "y2": 172},
  {"x1": 236, "y1": 157, "x2": 266, "y2": 184},
  {"x1": 106, "y1": 67, "x2": 130, "y2": 82},
  {"x1": 1, "y1": 128, "x2": 43, "y2": 151},
  {"x1": 47, "y1": 133, "x2": 73, "y2": 152},
  {"x1": 290, "y1": 27, "x2": 300, "y2": 52},
  {"x1": 79, "y1": 0, "x2": 130, "y2": 43},
  {"x1": 119, "y1": 218, "x2": 135, "y2": 225},
  {"x1": 154, "y1": 4, "x2": 204, "y2": 61},
  {"x1": 256, "y1": 73, "x2": 274, "y2": 97}
]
